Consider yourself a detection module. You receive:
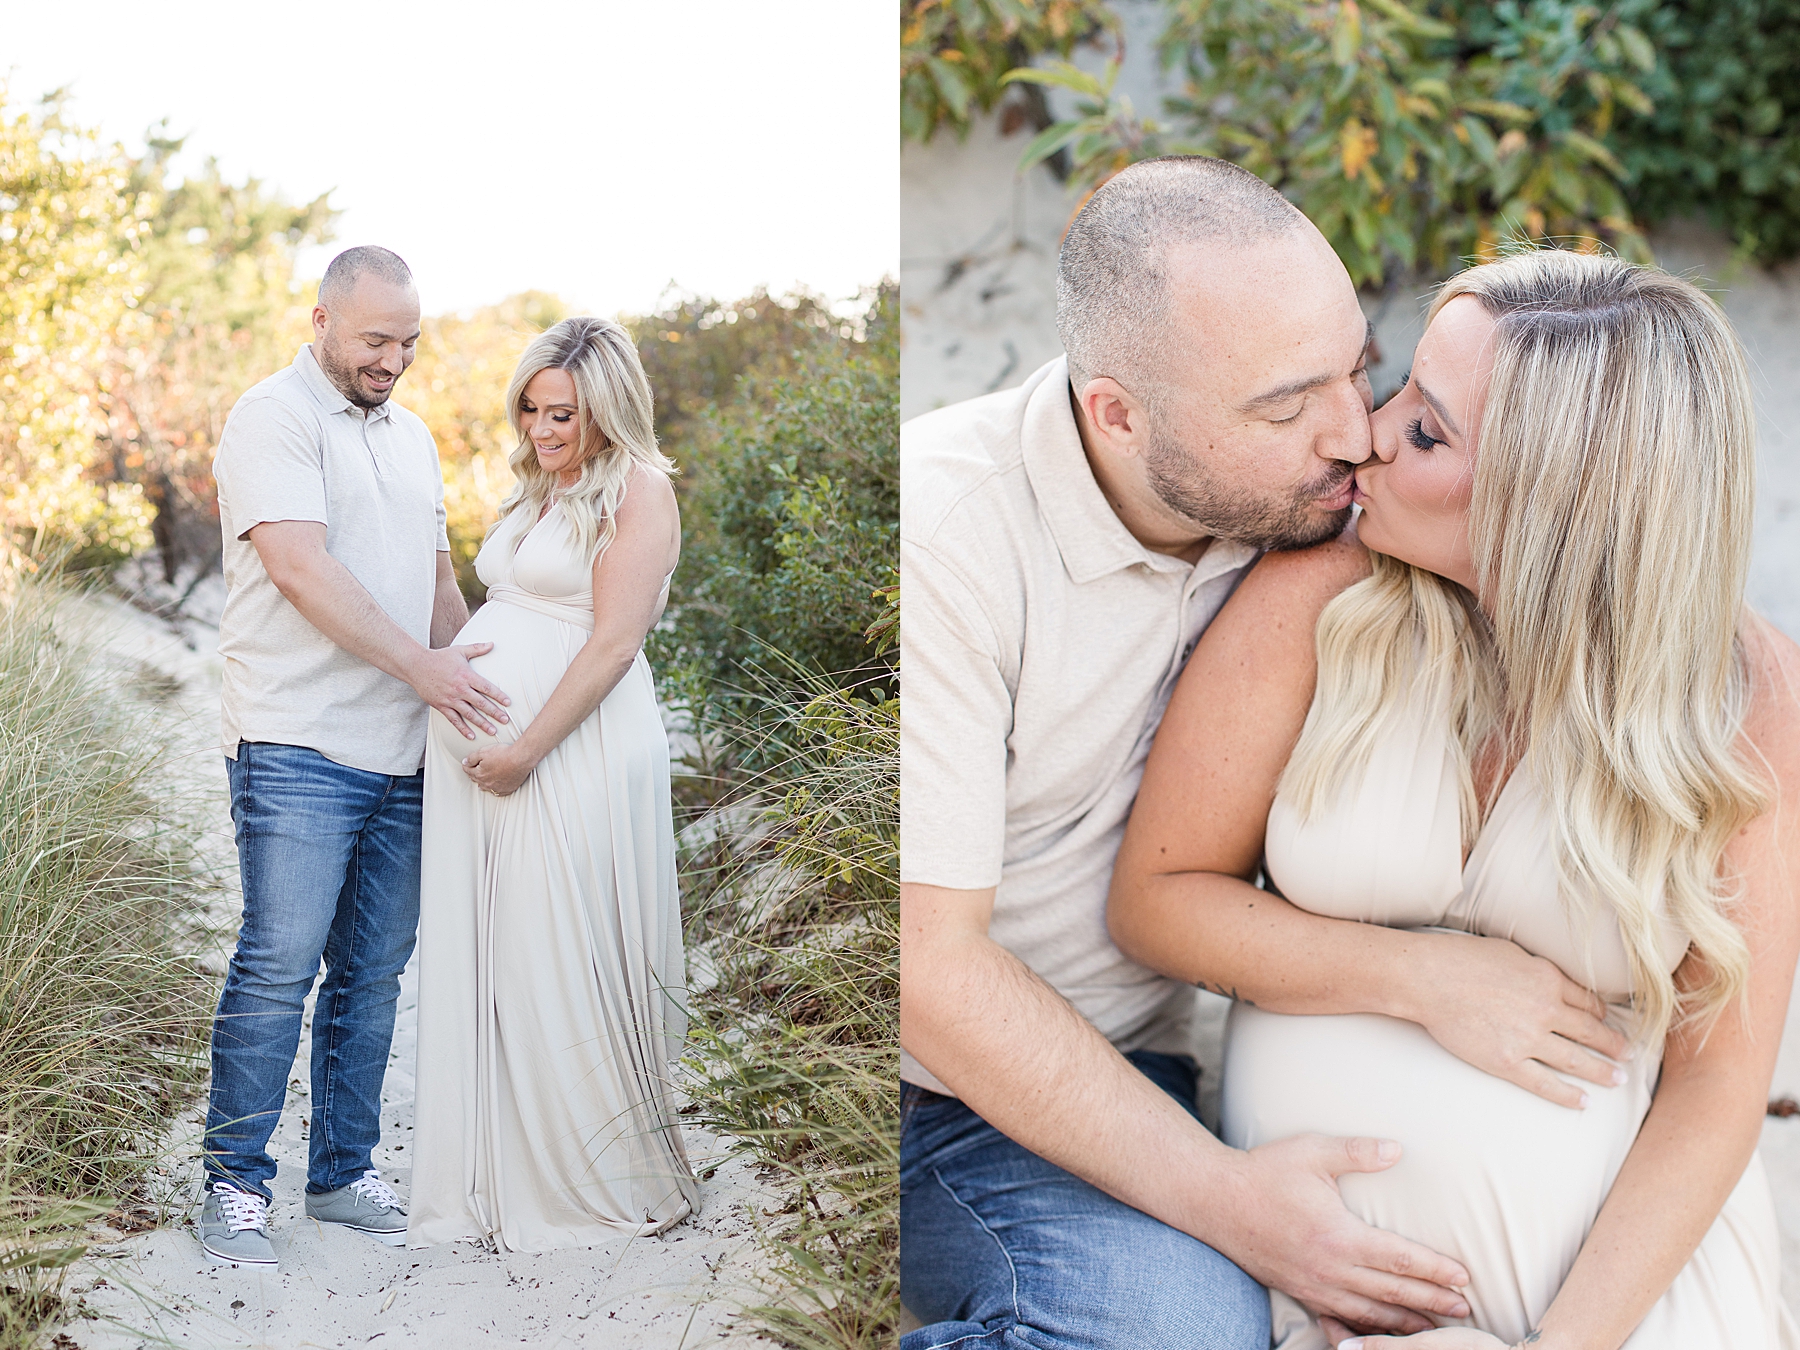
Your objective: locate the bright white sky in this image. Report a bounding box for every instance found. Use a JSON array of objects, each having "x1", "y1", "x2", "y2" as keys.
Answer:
[{"x1": 7, "y1": 0, "x2": 897, "y2": 317}]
